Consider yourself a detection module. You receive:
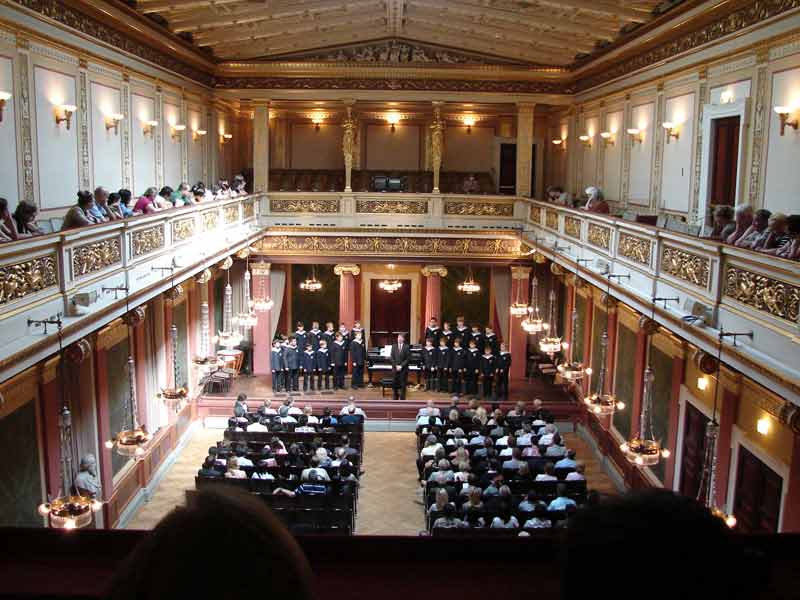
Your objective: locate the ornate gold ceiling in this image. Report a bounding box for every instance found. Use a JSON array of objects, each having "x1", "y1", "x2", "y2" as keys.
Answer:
[{"x1": 134, "y1": 0, "x2": 673, "y2": 66}]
